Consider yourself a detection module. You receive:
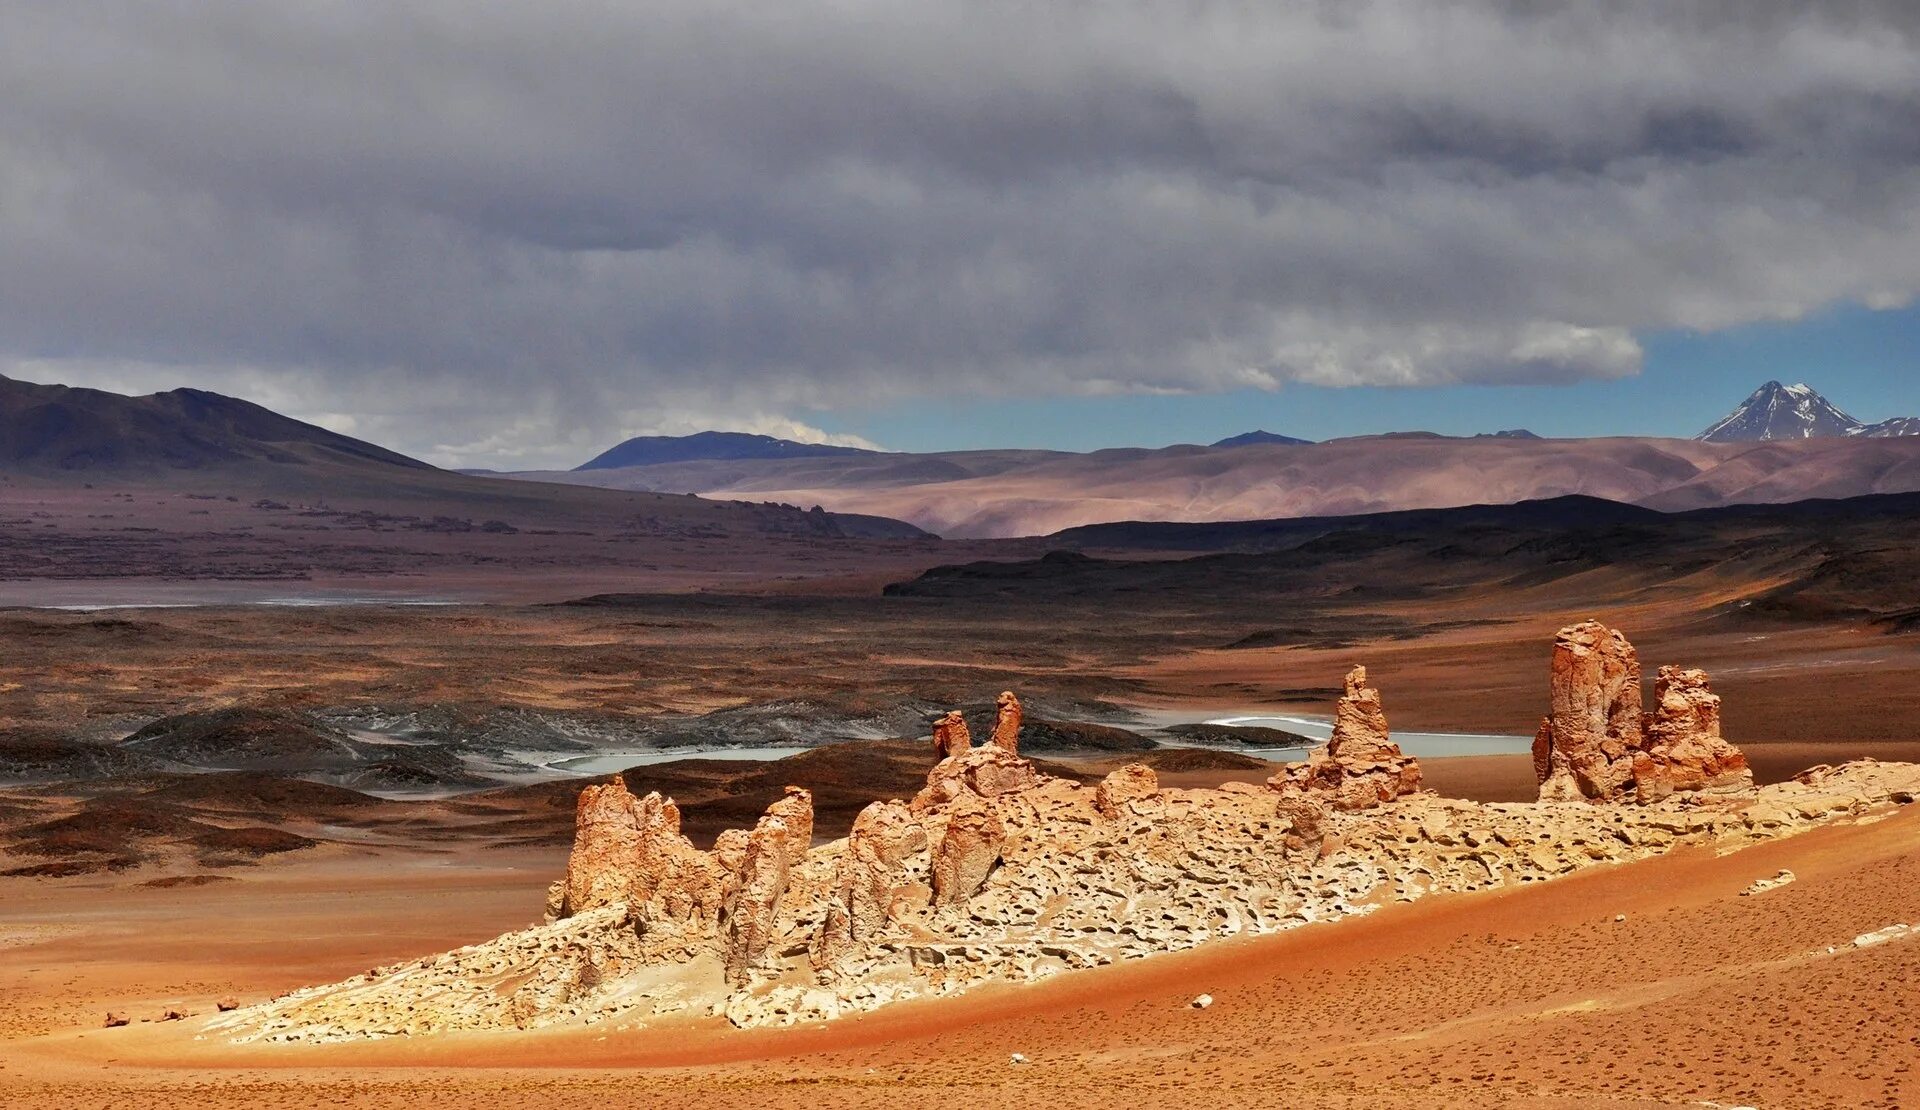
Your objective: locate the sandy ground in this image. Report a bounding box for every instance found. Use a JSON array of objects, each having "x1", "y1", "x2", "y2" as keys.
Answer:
[{"x1": 2, "y1": 798, "x2": 1915, "y2": 1108}]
